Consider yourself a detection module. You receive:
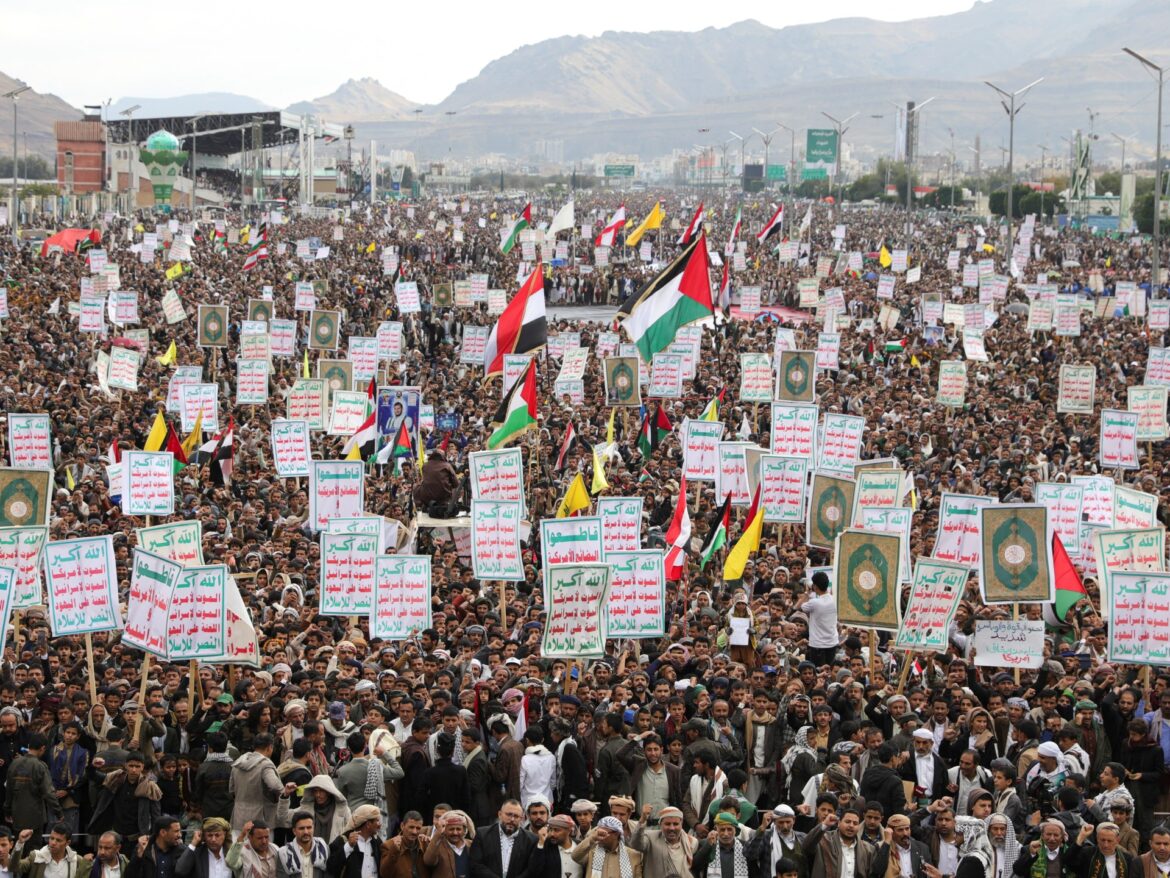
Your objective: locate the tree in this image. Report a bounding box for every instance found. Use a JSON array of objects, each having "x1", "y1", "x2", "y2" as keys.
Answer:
[
  {"x1": 919, "y1": 186, "x2": 965, "y2": 209},
  {"x1": 989, "y1": 184, "x2": 1034, "y2": 219},
  {"x1": 1134, "y1": 193, "x2": 1155, "y2": 234},
  {"x1": 0, "y1": 155, "x2": 54, "y2": 180},
  {"x1": 1017, "y1": 190, "x2": 1062, "y2": 218}
]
